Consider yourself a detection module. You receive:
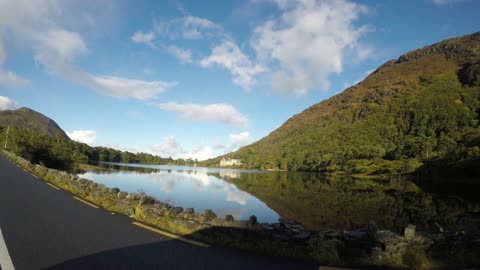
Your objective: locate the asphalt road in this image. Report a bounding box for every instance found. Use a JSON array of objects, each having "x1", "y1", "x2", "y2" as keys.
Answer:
[{"x1": 0, "y1": 154, "x2": 317, "y2": 270}]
